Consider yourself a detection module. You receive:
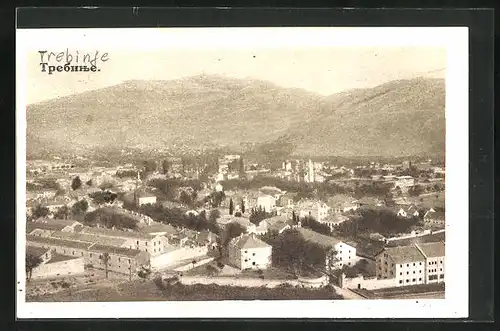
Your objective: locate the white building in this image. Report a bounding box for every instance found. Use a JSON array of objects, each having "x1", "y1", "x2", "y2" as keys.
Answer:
[
  {"x1": 296, "y1": 199, "x2": 331, "y2": 222},
  {"x1": 256, "y1": 195, "x2": 276, "y2": 213},
  {"x1": 228, "y1": 233, "x2": 272, "y2": 270},
  {"x1": 375, "y1": 242, "x2": 445, "y2": 287},
  {"x1": 297, "y1": 228, "x2": 356, "y2": 270}
]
